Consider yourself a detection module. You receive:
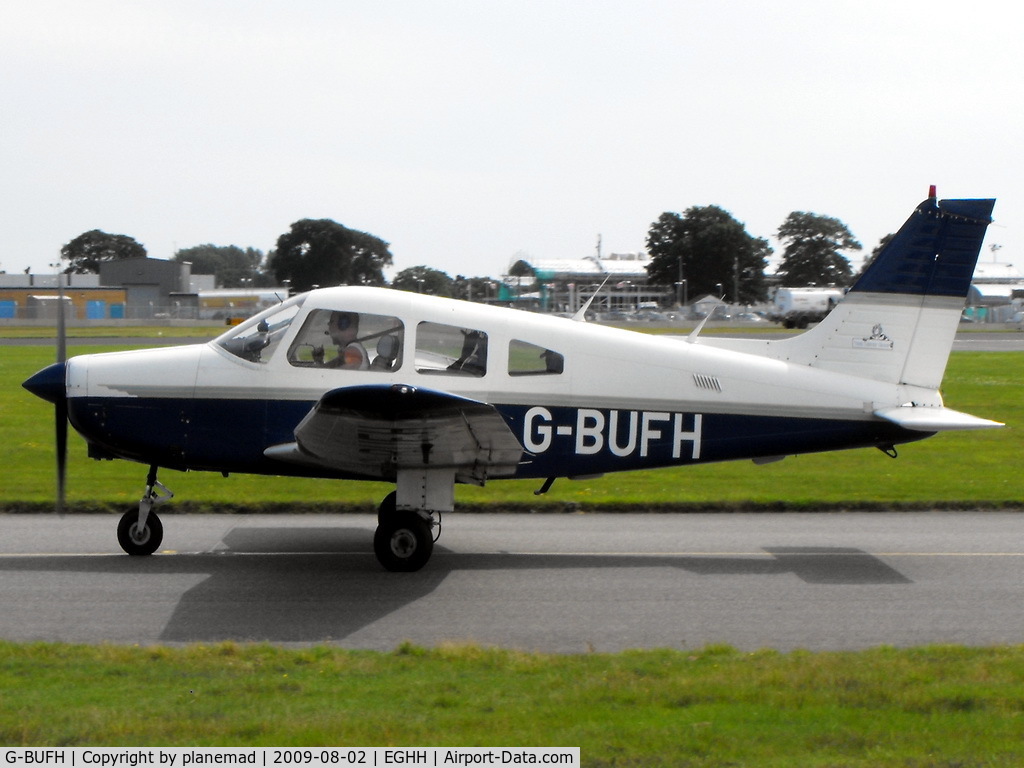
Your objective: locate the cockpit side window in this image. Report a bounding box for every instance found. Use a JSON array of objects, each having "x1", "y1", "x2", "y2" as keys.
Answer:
[
  {"x1": 508, "y1": 339, "x2": 564, "y2": 376},
  {"x1": 287, "y1": 309, "x2": 404, "y2": 371},
  {"x1": 215, "y1": 296, "x2": 305, "y2": 363},
  {"x1": 415, "y1": 322, "x2": 487, "y2": 377}
]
